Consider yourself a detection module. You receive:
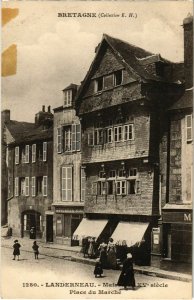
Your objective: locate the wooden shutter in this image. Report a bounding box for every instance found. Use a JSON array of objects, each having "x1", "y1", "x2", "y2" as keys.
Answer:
[
  {"x1": 67, "y1": 167, "x2": 72, "y2": 201},
  {"x1": 15, "y1": 147, "x2": 19, "y2": 164},
  {"x1": 72, "y1": 124, "x2": 76, "y2": 151},
  {"x1": 43, "y1": 142, "x2": 47, "y2": 161},
  {"x1": 25, "y1": 145, "x2": 29, "y2": 163},
  {"x1": 32, "y1": 144, "x2": 36, "y2": 163},
  {"x1": 15, "y1": 177, "x2": 19, "y2": 196},
  {"x1": 57, "y1": 127, "x2": 62, "y2": 153},
  {"x1": 32, "y1": 177, "x2": 36, "y2": 196},
  {"x1": 25, "y1": 177, "x2": 29, "y2": 196},
  {"x1": 43, "y1": 176, "x2": 47, "y2": 196},
  {"x1": 76, "y1": 124, "x2": 81, "y2": 151},
  {"x1": 61, "y1": 167, "x2": 66, "y2": 201},
  {"x1": 61, "y1": 166, "x2": 72, "y2": 201},
  {"x1": 81, "y1": 167, "x2": 86, "y2": 201}
]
